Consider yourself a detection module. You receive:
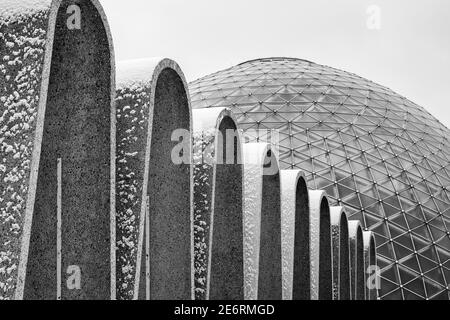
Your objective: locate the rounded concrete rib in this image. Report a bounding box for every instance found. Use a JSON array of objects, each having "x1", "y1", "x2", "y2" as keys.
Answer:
[
  {"x1": 348, "y1": 221, "x2": 365, "y2": 300},
  {"x1": 243, "y1": 143, "x2": 282, "y2": 300},
  {"x1": 308, "y1": 190, "x2": 332, "y2": 300},
  {"x1": 330, "y1": 207, "x2": 350, "y2": 300},
  {"x1": 115, "y1": 58, "x2": 193, "y2": 300},
  {"x1": 280, "y1": 170, "x2": 310, "y2": 300},
  {"x1": 0, "y1": 0, "x2": 115, "y2": 300},
  {"x1": 192, "y1": 108, "x2": 244, "y2": 300},
  {"x1": 363, "y1": 231, "x2": 378, "y2": 300}
]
